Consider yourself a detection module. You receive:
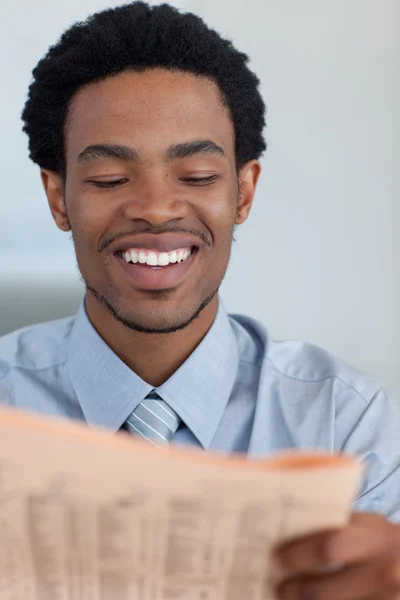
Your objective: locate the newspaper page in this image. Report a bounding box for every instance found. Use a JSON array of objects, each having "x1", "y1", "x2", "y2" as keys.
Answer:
[{"x1": 0, "y1": 407, "x2": 362, "y2": 600}]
